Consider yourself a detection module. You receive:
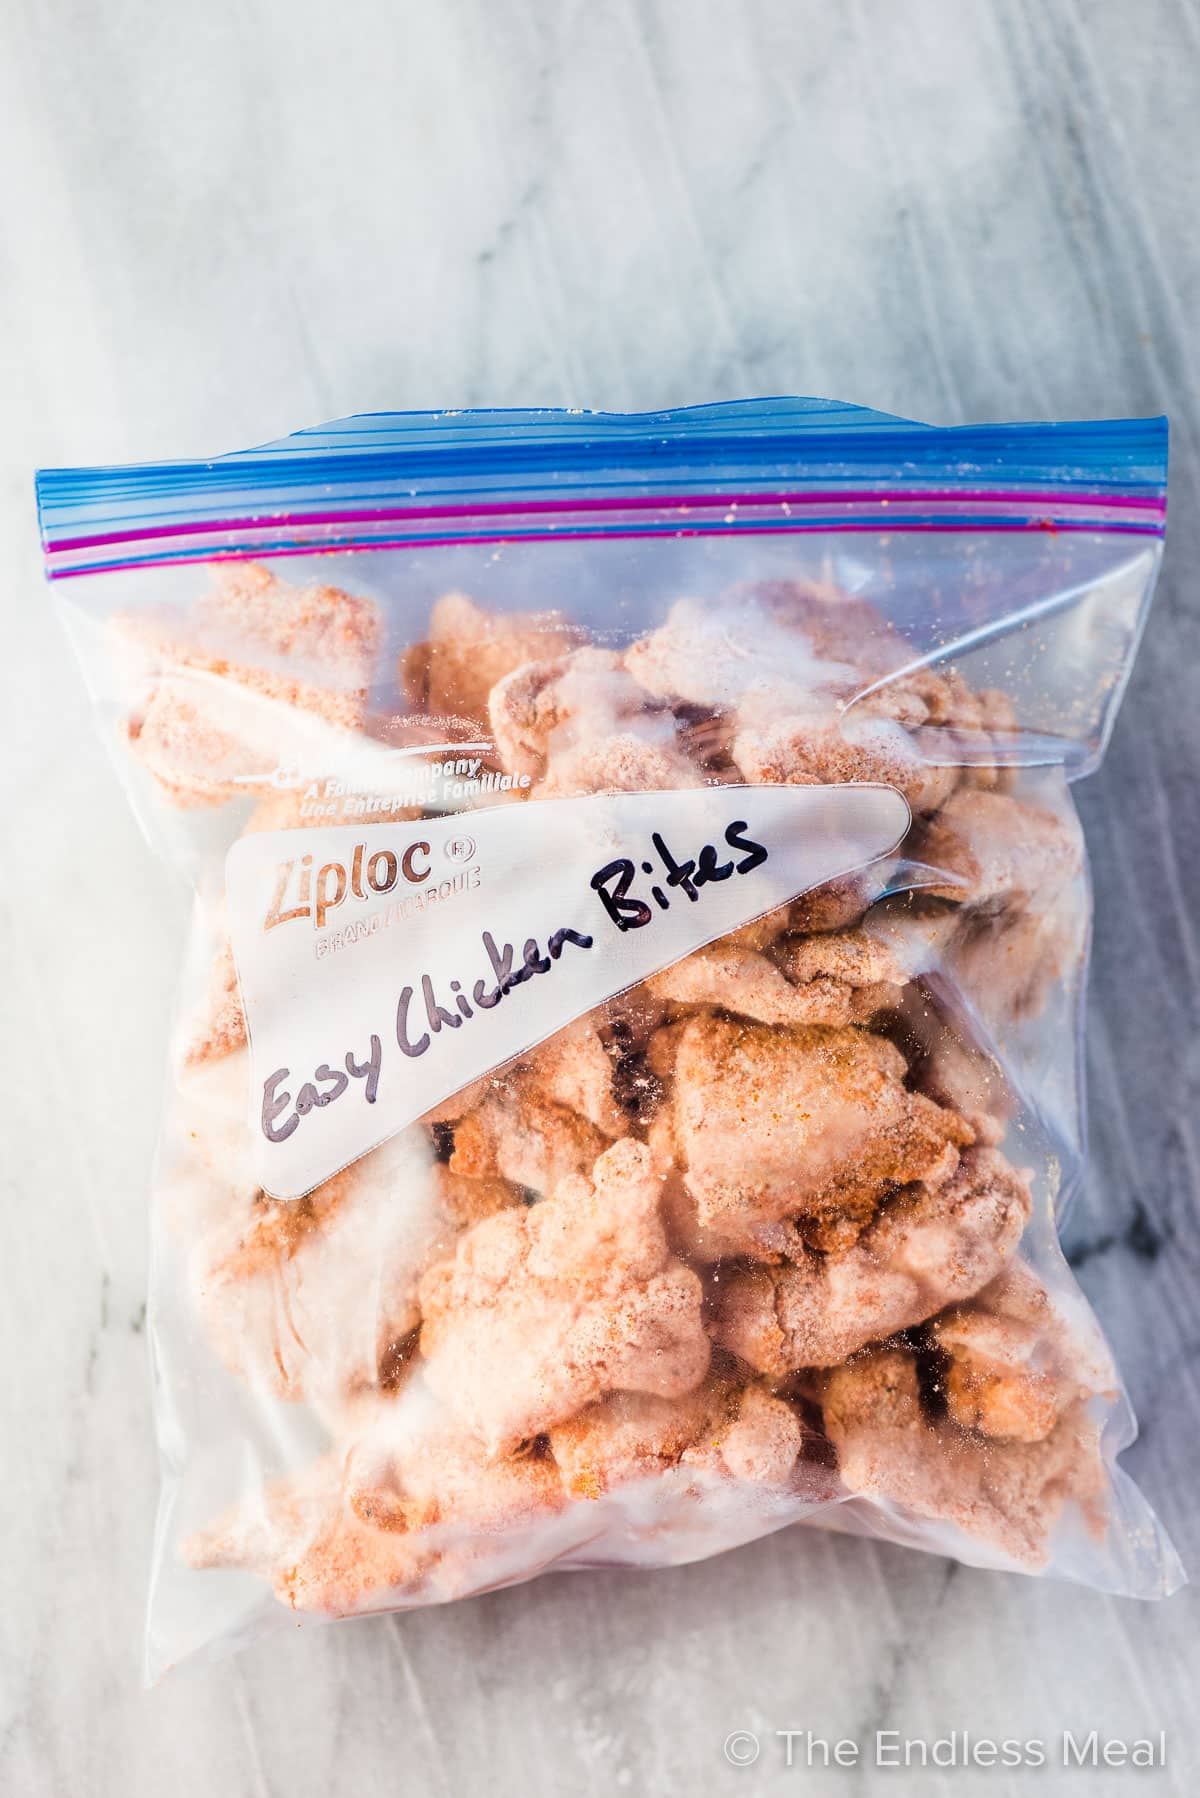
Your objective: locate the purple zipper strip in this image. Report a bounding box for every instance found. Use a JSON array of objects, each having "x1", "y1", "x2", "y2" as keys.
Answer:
[
  {"x1": 47, "y1": 515, "x2": 1165, "y2": 579},
  {"x1": 45, "y1": 485, "x2": 1165, "y2": 556}
]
